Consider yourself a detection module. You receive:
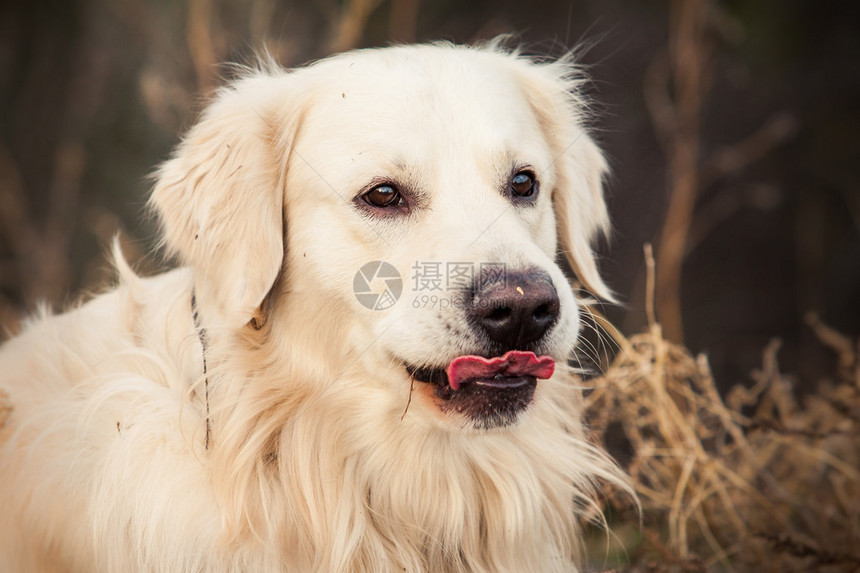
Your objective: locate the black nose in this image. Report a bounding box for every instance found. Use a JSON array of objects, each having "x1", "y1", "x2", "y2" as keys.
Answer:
[{"x1": 468, "y1": 269, "x2": 560, "y2": 349}]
